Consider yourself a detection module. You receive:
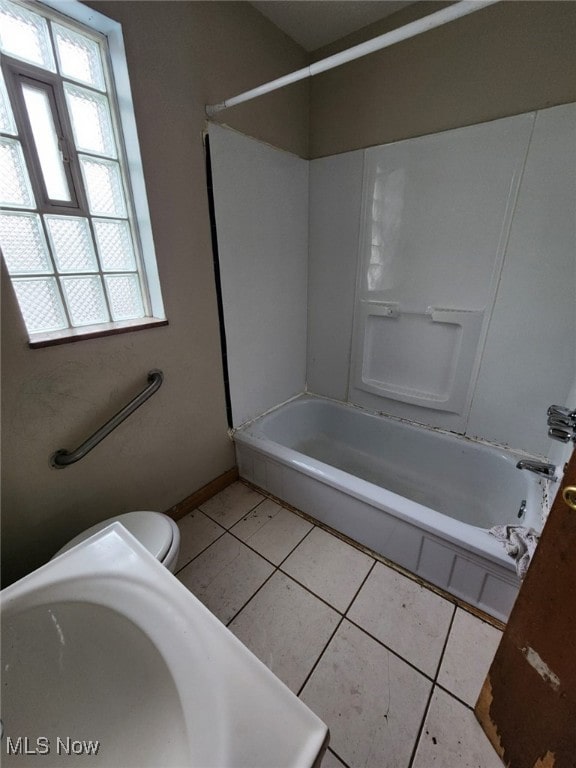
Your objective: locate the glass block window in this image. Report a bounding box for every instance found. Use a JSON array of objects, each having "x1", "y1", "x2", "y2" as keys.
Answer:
[
  {"x1": 0, "y1": 0, "x2": 55, "y2": 71},
  {"x1": 12, "y1": 276, "x2": 67, "y2": 332},
  {"x1": 0, "y1": 0, "x2": 164, "y2": 340}
]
